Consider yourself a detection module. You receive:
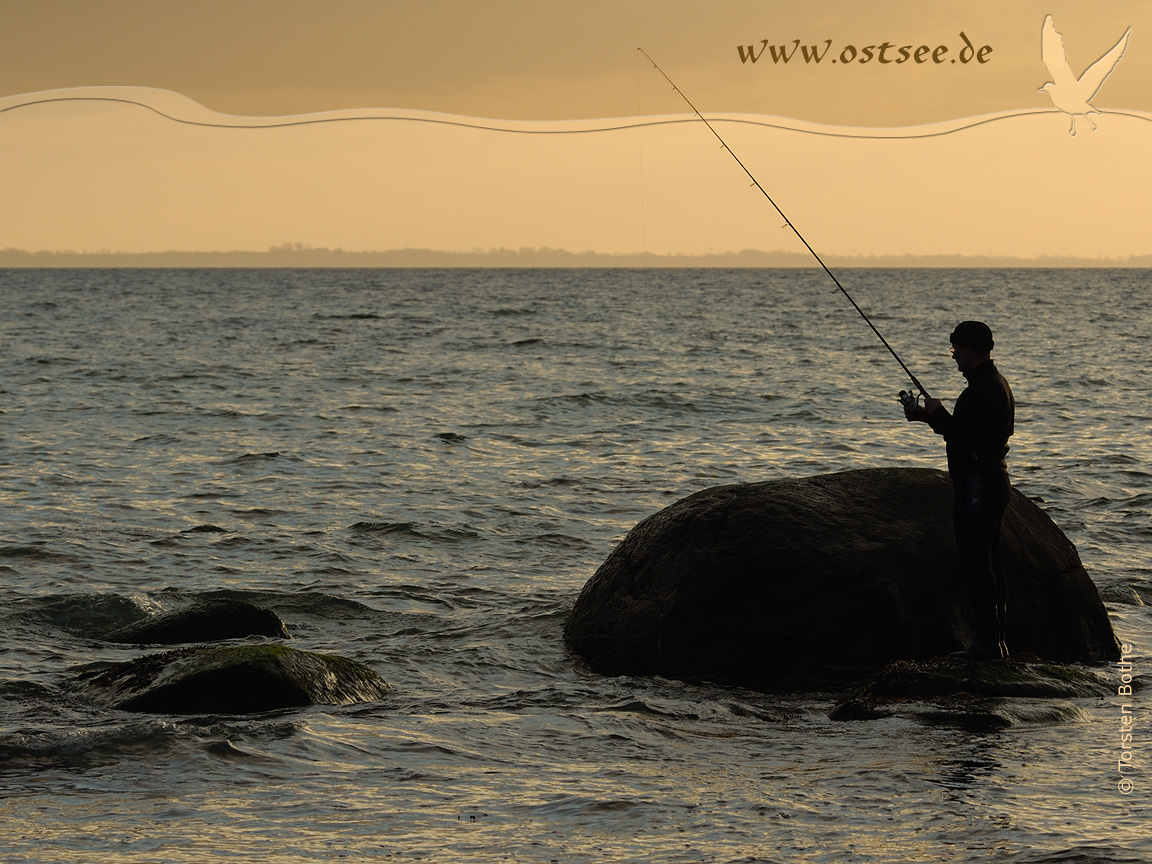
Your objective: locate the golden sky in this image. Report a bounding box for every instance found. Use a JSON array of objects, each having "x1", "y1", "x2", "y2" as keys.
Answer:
[{"x1": 2, "y1": 1, "x2": 1150, "y2": 257}]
